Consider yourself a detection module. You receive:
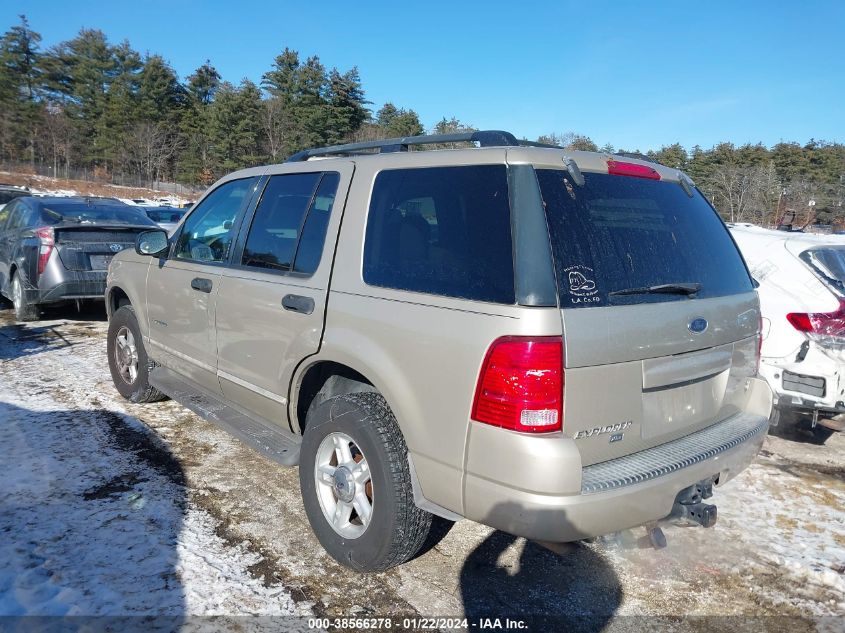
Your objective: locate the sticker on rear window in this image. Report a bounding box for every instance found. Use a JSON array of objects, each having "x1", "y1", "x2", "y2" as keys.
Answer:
[{"x1": 565, "y1": 265, "x2": 601, "y2": 304}]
